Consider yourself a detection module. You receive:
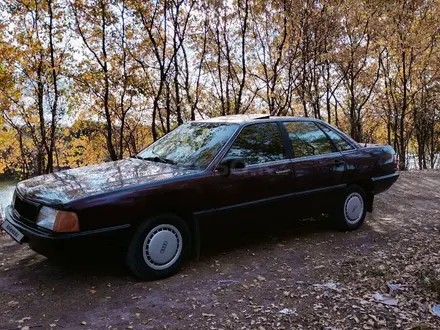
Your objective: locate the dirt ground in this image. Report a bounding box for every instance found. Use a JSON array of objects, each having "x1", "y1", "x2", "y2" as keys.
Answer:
[{"x1": 0, "y1": 171, "x2": 439, "y2": 330}]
